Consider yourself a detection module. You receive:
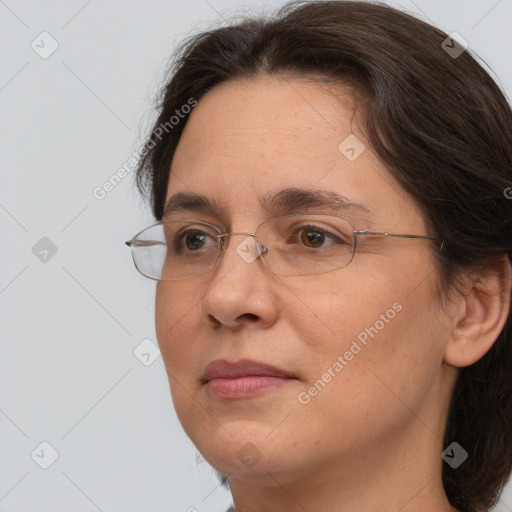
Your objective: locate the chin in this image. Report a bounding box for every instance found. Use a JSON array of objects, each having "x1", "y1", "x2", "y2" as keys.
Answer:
[{"x1": 188, "y1": 422, "x2": 303, "y2": 481}]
